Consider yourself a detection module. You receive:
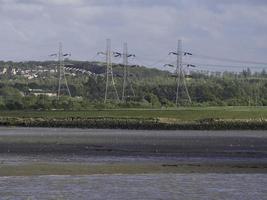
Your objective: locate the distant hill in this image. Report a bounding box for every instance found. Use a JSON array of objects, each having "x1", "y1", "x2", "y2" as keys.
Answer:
[{"x1": 0, "y1": 60, "x2": 267, "y2": 109}]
